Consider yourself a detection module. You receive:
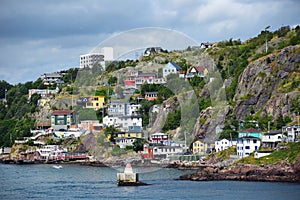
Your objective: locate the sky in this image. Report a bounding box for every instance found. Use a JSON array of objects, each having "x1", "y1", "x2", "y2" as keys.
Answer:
[{"x1": 0, "y1": 0, "x2": 299, "y2": 84}]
